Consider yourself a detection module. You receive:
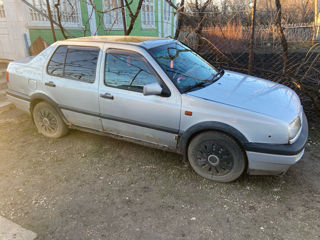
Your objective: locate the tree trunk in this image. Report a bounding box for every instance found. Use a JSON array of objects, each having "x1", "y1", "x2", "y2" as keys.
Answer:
[
  {"x1": 248, "y1": 0, "x2": 257, "y2": 75},
  {"x1": 174, "y1": 0, "x2": 184, "y2": 40},
  {"x1": 195, "y1": 0, "x2": 211, "y2": 52},
  {"x1": 46, "y1": 0, "x2": 57, "y2": 42},
  {"x1": 124, "y1": 0, "x2": 144, "y2": 35},
  {"x1": 55, "y1": 0, "x2": 68, "y2": 39},
  {"x1": 21, "y1": 0, "x2": 75, "y2": 38},
  {"x1": 315, "y1": 0, "x2": 320, "y2": 41},
  {"x1": 275, "y1": 0, "x2": 289, "y2": 73},
  {"x1": 120, "y1": 0, "x2": 128, "y2": 35}
]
